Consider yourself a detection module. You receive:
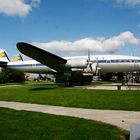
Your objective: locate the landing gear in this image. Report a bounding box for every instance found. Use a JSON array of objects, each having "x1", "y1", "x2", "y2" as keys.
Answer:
[
  {"x1": 100, "y1": 73, "x2": 112, "y2": 81},
  {"x1": 100, "y1": 73, "x2": 124, "y2": 81},
  {"x1": 55, "y1": 71, "x2": 93, "y2": 86},
  {"x1": 64, "y1": 76, "x2": 72, "y2": 87},
  {"x1": 116, "y1": 73, "x2": 124, "y2": 81},
  {"x1": 70, "y1": 72, "x2": 92, "y2": 86}
]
